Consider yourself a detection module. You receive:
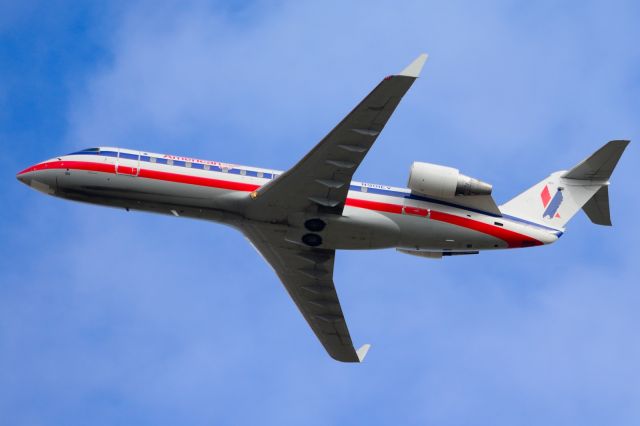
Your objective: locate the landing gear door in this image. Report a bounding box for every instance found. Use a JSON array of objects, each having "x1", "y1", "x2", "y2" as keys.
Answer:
[{"x1": 115, "y1": 149, "x2": 140, "y2": 176}]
